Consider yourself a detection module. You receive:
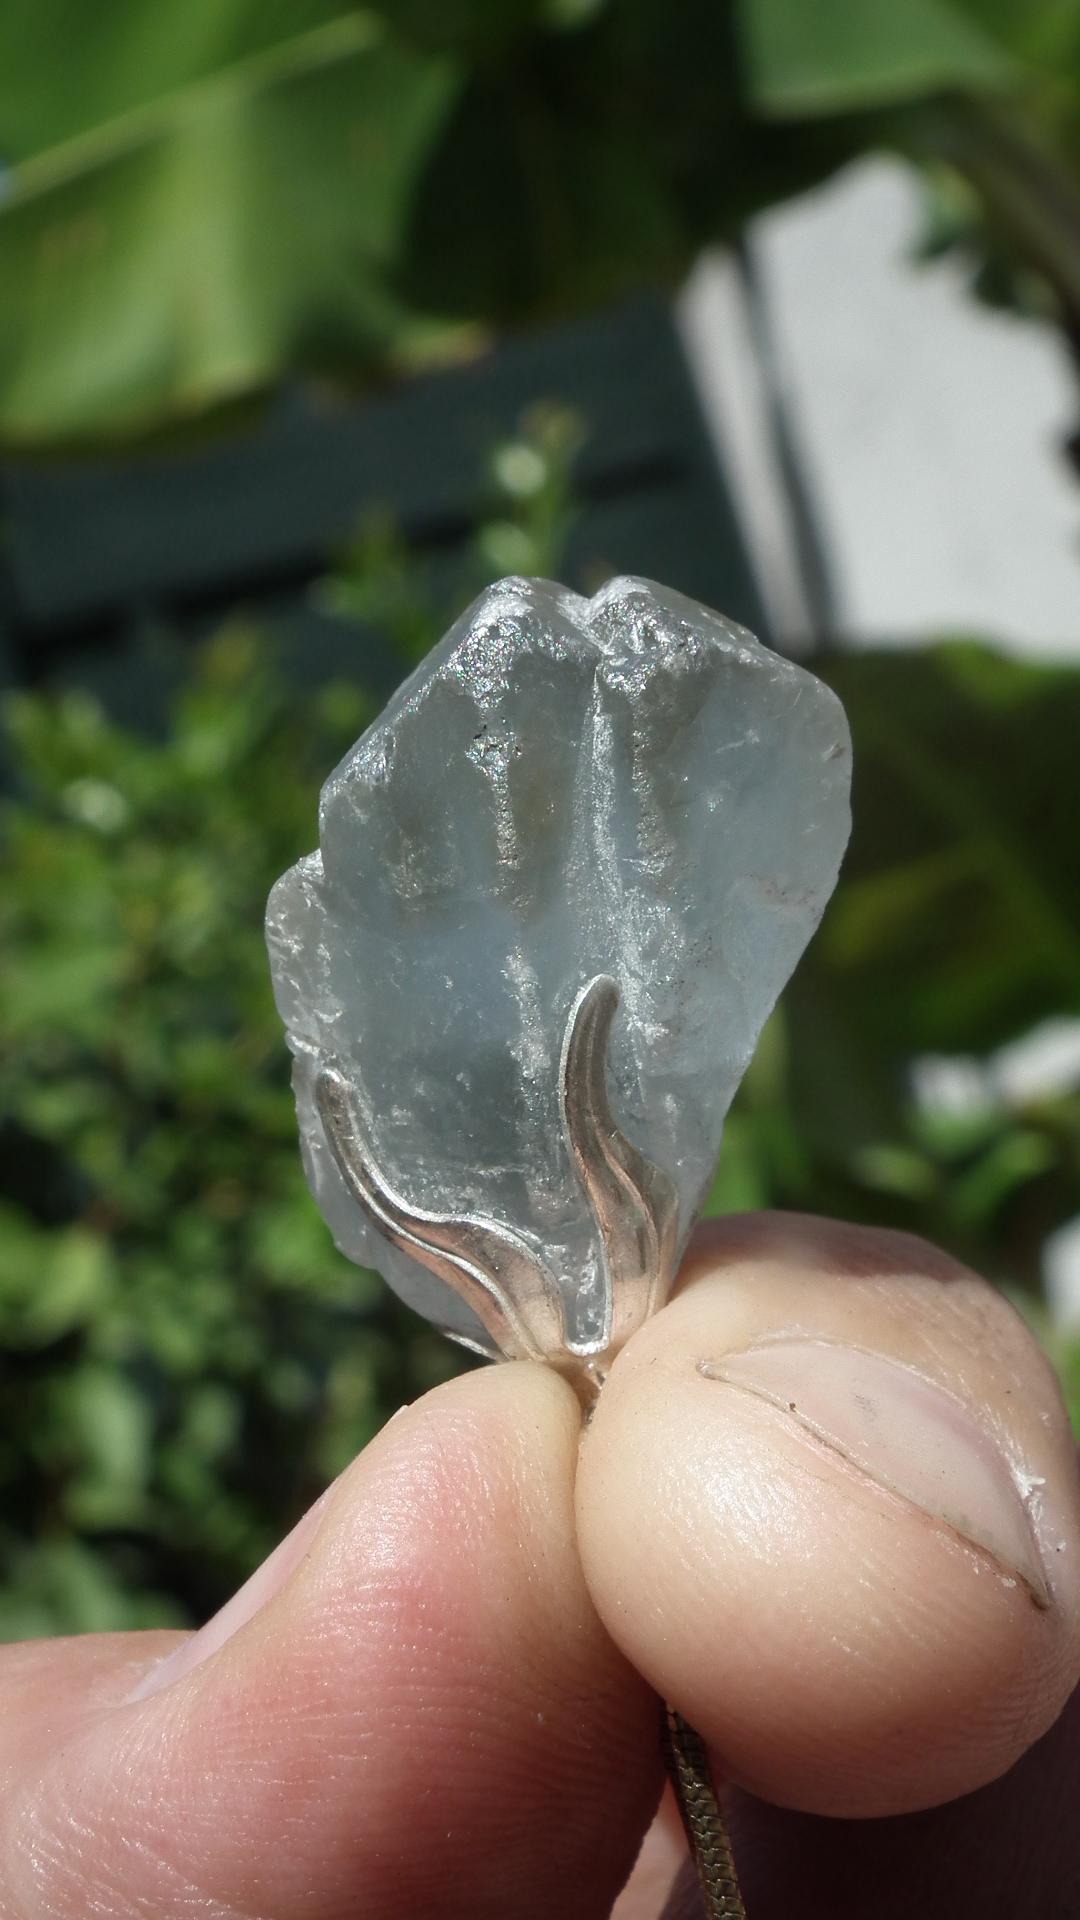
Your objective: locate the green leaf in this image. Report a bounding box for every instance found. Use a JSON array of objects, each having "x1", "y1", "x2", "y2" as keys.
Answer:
[
  {"x1": 3, "y1": 942, "x2": 125, "y2": 1042},
  {"x1": 703, "y1": 1112, "x2": 773, "y2": 1215},
  {"x1": 0, "y1": 1215, "x2": 114, "y2": 1345},
  {"x1": 65, "y1": 1364, "x2": 153, "y2": 1490},
  {"x1": 37, "y1": 1231, "x2": 116, "y2": 1342},
  {"x1": 760, "y1": 642, "x2": 1080, "y2": 1291},
  {"x1": 948, "y1": 1127, "x2": 1057, "y2": 1228},
  {"x1": 1047, "y1": 1329, "x2": 1080, "y2": 1435},
  {"x1": 0, "y1": 1538, "x2": 184, "y2": 1639},
  {"x1": 0, "y1": 14, "x2": 462, "y2": 443},
  {"x1": 951, "y1": 0, "x2": 1080, "y2": 69},
  {"x1": 814, "y1": 644, "x2": 1080, "y2": 1055},
  {"x1": 0, "y1": 2, "x2": 351, "y2": 159},
  {"x1": 738, "y1": 0, "x2": 1017, "y2": 115}
]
